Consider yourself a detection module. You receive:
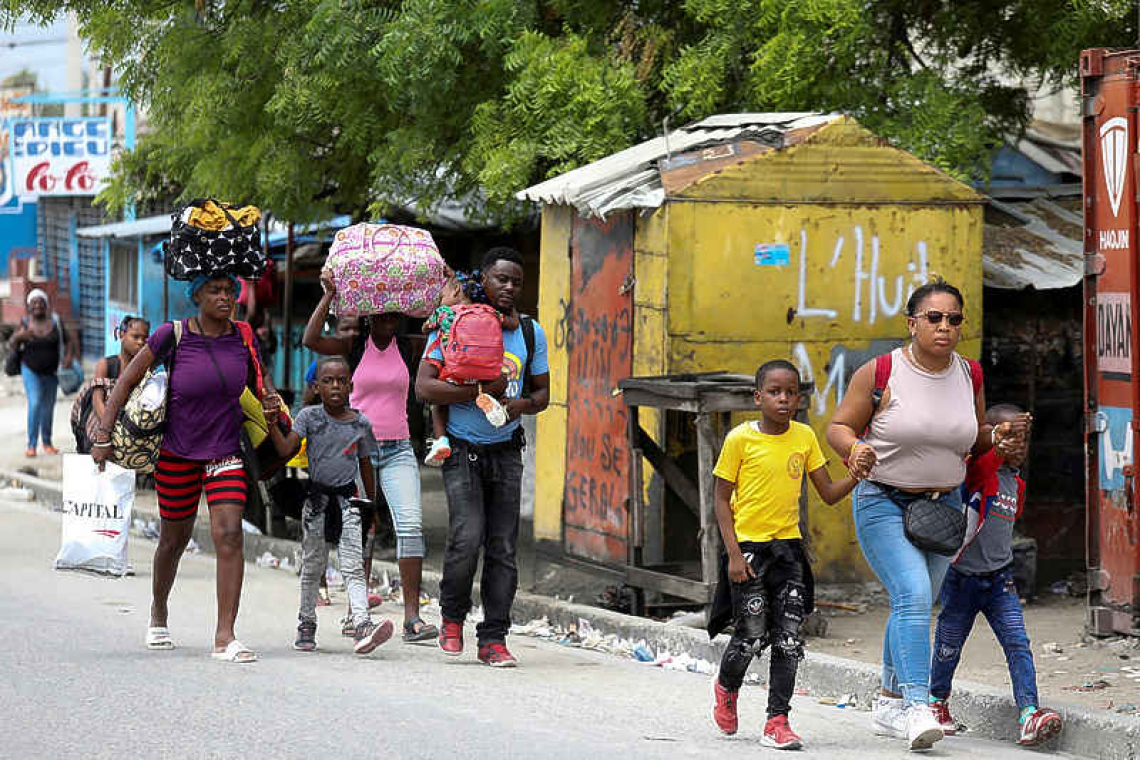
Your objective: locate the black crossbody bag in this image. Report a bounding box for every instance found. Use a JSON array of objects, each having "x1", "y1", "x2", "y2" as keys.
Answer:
[{"x1": 870, "y1": 481, "x2": 966, "y2": 556}]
